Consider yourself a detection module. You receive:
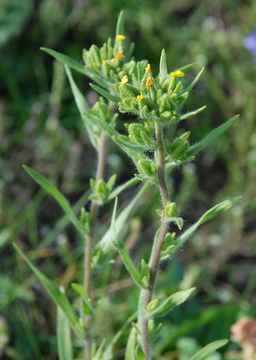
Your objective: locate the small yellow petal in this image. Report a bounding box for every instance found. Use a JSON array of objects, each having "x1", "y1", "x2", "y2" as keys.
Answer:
[
  {"x1": 121, "y1": 75, "x2": 128, "y2": 85},
  {"x1": 137, "y1": 92, "x2": 144, "y2": 101},
  {"x1": 146, "y1": 76, "x2": 154, "y2": 87},
  {"x1": 102, "y1": 59, "x2": 107, "y2": 65},
  {"x1": 171, "y1": 70, "x2": 184, "y2": 77},
  {"x1": 110, "y1": 58, "x2": 115, "y2": 64},
  {"x1": 114, "y1": 50, "x2": 124, "y2": 61},
  {"x1": 145, "y1": 64, "x2": 151, "y2": 73},
  {"x1": 117, "y1": 35, "x2": 126, "y2": 41}
]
